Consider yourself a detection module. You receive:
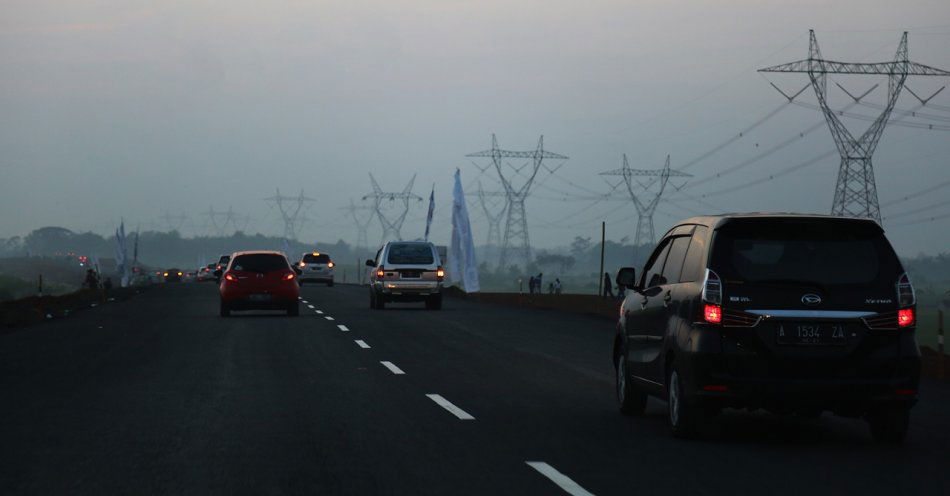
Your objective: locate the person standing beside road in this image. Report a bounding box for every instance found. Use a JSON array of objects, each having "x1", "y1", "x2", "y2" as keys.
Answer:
[
  {"x1": 536, "y1": 273, "x2": 543, "y2": 293},
  {"x1": 603, "y1": 272, "x2": 614, "y2": 298},
  {"x1": 554, "y1": 278, "x2": 562, "y2": 295}
]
